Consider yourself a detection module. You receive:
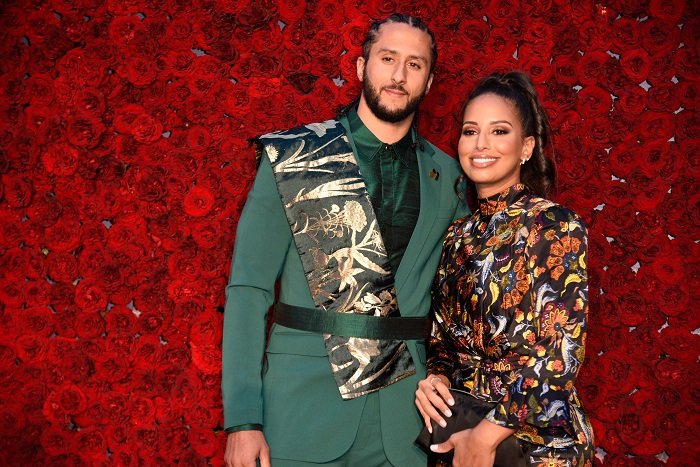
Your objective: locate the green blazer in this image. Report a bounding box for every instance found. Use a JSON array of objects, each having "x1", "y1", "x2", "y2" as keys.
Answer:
[{"x1": 222, "y1": 114, "x2": 469, "y2": 465}]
